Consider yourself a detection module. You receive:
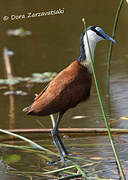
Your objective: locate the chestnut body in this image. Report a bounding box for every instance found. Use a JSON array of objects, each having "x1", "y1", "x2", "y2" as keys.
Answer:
[{"x1": 28, "y1": 60, "x2": 92, "y2": 116}]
